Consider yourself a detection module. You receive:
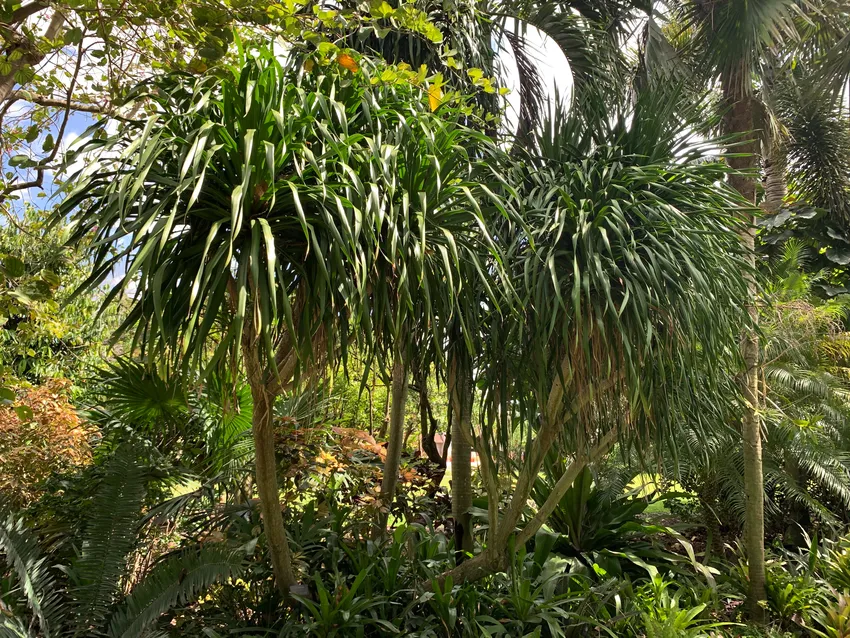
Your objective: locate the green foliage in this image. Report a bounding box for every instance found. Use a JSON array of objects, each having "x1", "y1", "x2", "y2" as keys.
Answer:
[
  {"x1": 87, "y1": 358, "x2": 255, "y2": 475},
  {"x1": 0, "y1": 447, "x2": 245, "y2": 637},
  {"x1": 15, "y1": 5, "x2": 850, "y2": 637},
  {"x1": 0, "y1": 208, "x2": 114, "y2": 387},
  {"x1": 639, "y1": 574, "x2": 734, "y2": 637},
  {"x1": 759, "y1": 205, "x2": 850, "y2": 297}
]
